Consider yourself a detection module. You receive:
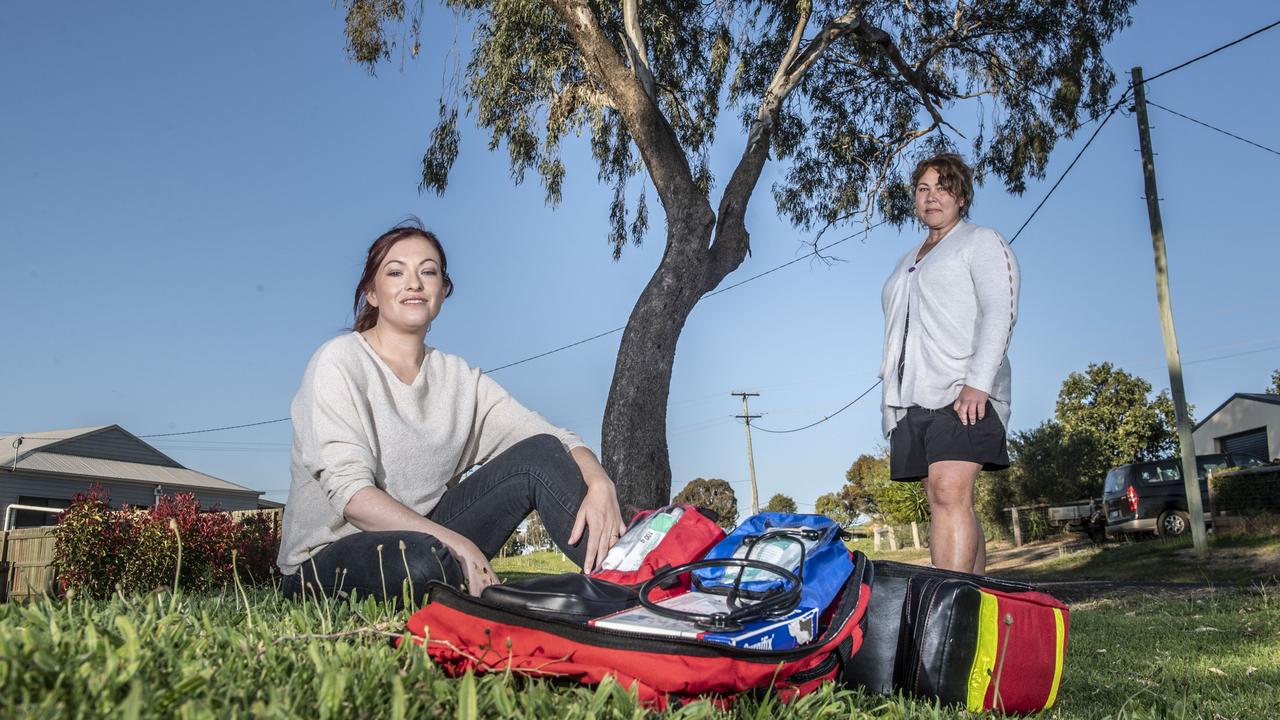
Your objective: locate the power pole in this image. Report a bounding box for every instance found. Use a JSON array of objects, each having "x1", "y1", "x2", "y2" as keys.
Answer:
[
  {"x1": 1131, "y1": 66, "x2": 1208, "y2": 558},
  {"x1": 732, "y1": 392, "x2": 761, "y2": 515}
]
